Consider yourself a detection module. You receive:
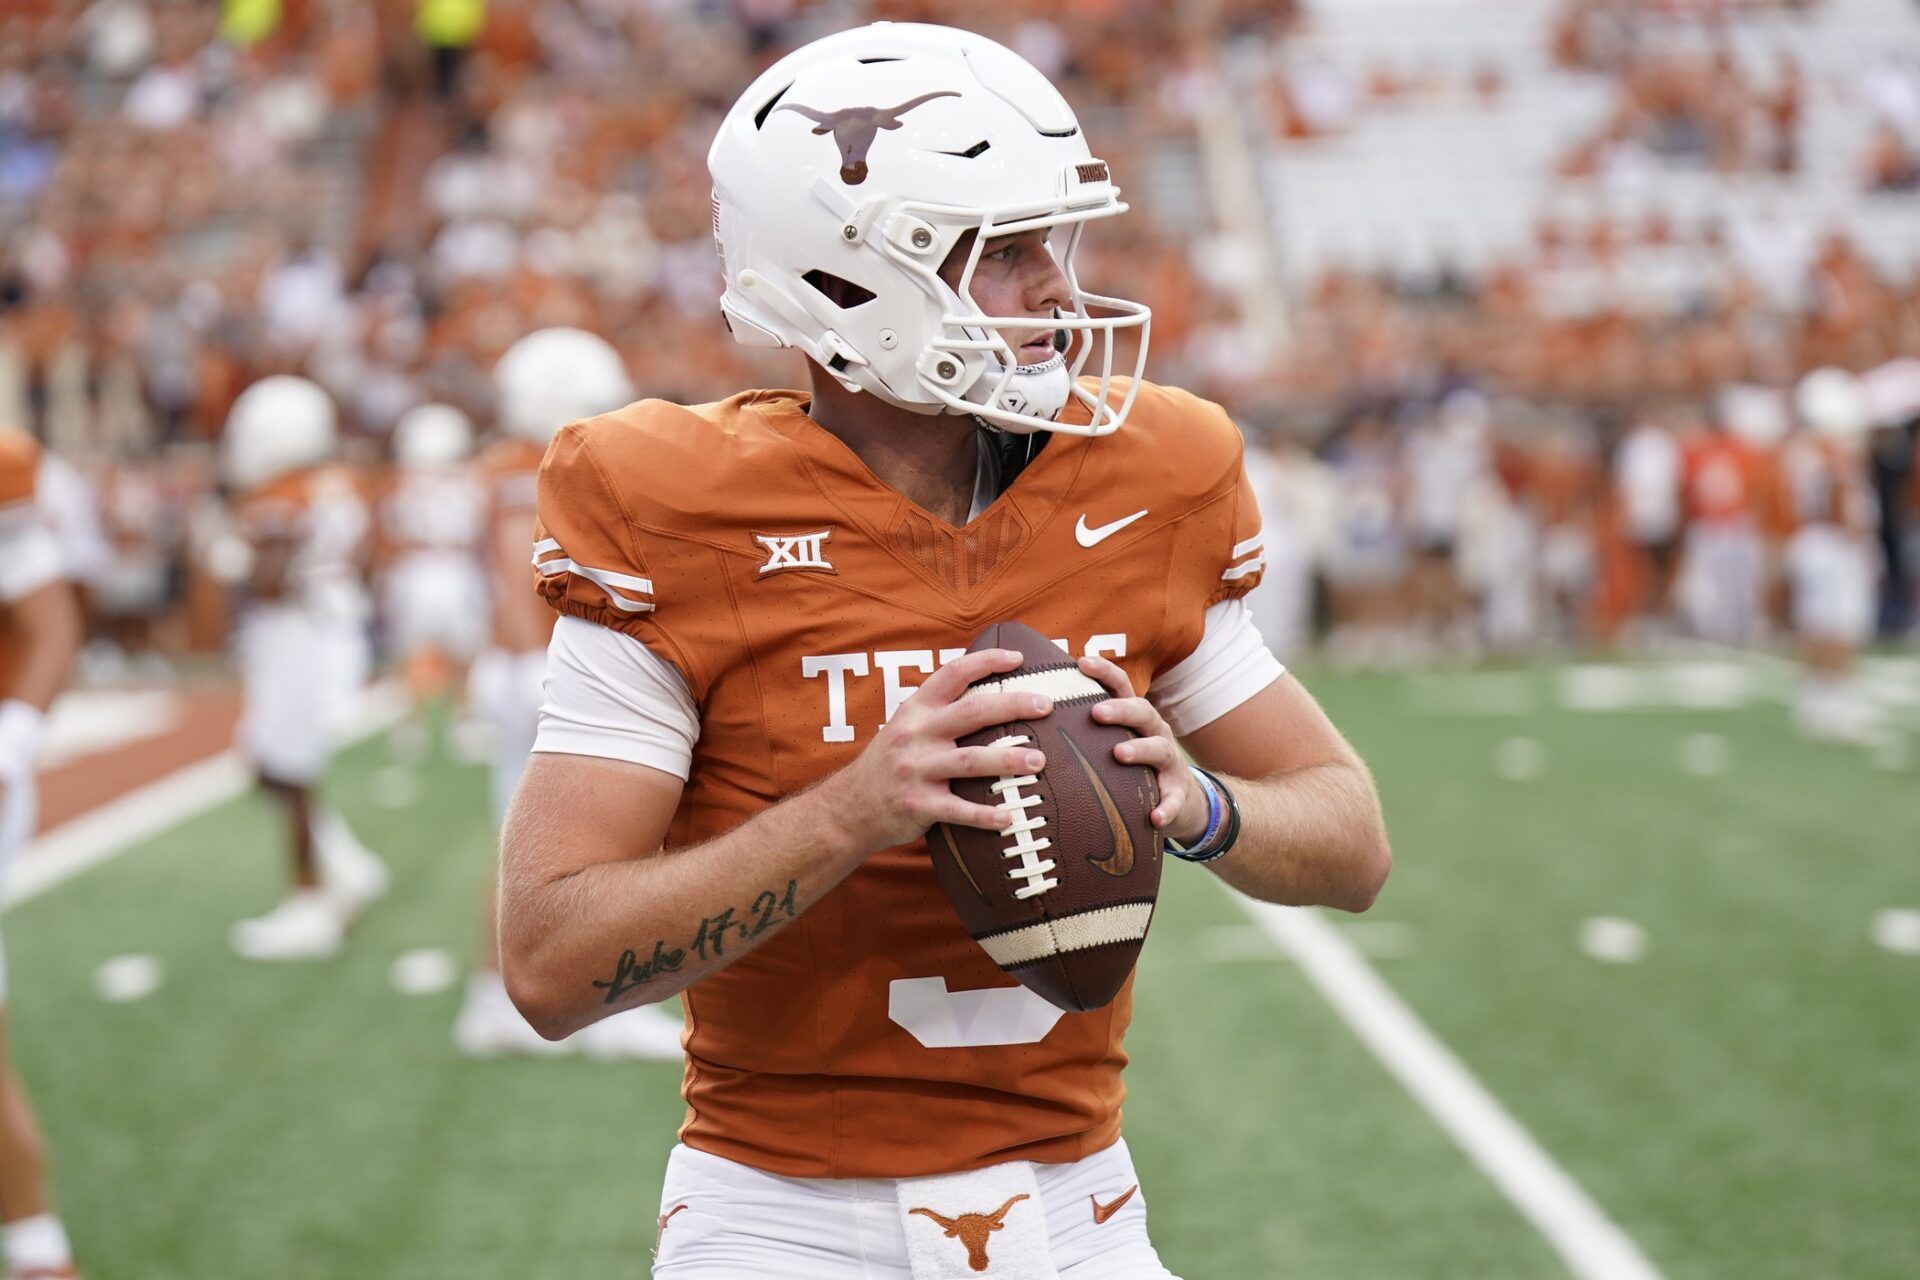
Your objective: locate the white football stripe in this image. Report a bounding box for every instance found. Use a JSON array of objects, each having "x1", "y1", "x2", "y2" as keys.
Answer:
[
  {"x1": 964, "y1": 666, "x2": 1106, "y2": 705},
  {"x1": 976, "y1": 902, "x2": 1154, "y2": 968},
  {"x1": 1220, "y1": 555, "x2": 1266, "y2": 581},
  {"x1": 1231, "y1": 530, "x2": 1266, "y2": 559},
  {"x1": 531, "y1": 538, "x2": 655, "y2": 613}
]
